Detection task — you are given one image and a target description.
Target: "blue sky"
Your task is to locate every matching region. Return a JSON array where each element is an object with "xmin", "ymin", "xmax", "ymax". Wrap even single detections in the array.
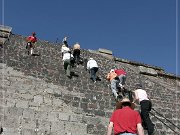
[{"xmin": 1, "ymin": 0, "xmax": 180, "ymax": 75}]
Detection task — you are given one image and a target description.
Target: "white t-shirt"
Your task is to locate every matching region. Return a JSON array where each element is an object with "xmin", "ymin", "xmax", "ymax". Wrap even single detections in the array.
[
  {"xmin": 63, "ymin": 52, "xmax": 73, "ymax": 61},
  {"xmin": 87, "ymin": 59, "xmax": 98, "ymax": 70},
  {"xmin": 134, "ymin": 89, "xmax": 149, "ymax": 102}
]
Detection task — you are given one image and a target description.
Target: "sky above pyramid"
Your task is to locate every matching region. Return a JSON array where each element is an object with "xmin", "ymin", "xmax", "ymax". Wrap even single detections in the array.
[{"xmin": 1, "ymin": 0, "xmax": 180, "ymax": 75}]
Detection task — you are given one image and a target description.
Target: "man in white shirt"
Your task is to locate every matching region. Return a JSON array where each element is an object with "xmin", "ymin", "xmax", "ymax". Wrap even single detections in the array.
[
  {"xmin": 62, "ymin": 48, "xmax": 74, "ymax": 78},
  {"xmin": 133, "ymin": 84, "xmax": 155, "ymax": 135},
  {"xmin": 87, "ymin": 58, "xmax": 98, "ymax": 83}
]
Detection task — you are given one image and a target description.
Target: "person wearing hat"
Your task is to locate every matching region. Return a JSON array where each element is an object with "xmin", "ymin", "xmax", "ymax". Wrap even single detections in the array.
[
  {"xmin": 87, "ymin": 58, "xmax": 99, "ymax": 83},
  {"xmin": 133, "ymin": 84, "xmax": 154, "ymax": 135},
  {"xmin": 62, "ymin": 47, "xmax": 74, "ymax": 78},
  {"xmin": 26, "ymin": 32, "xmax": 37, "ymax": 55},
  {"xmin": 106, "ymin": 69, "xmax": 119, "ymax": 100},
  {"xmin": 107, "ymin": 98, "xmax": 144, "ymax": 135}
]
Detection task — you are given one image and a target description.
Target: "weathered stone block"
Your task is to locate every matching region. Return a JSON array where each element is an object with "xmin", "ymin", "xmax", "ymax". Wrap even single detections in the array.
[
  {"xmin": 51, "ymin": 121, "xmax": 64, "ymax": 132},
  {"xmin": 21, "ymin": 118, "xmax": 36, "ymax": 129},
  {"xmin": 16, "ymin": 100, "xmax": 29, "ymax": 108},
  {"xmin": 37, "ymin": 120, "xmax": 51, "ymax": 134},
  {"xmin": 0, "ymin": 25, "xmax": 12, "ymax": 33},
  {"xmin": 72, "ymin": 102, "xmax": 79, "ymax": 107},
  {"xmin": 65, "ymin": 122, "xmax": 87, "ymax": 135},
  {"xmin": 58, "ymin": 112, "xmax": 70, "ymax": 121},
  {"xmin": 52, "ymin": 98, "xmax": 63, "ymax": 106},
  {"xmin": 69, "ymin": 114, "xmax": 83, "ymax": 122},
  {"xmin": 139, "ymin": 66, "xmax": 157, "ymax": 75},
  {"xmin": 34, "ymin": 111, "xmax": 48, "ymax": 121},
  {"xmin": 23, "ymin": 109, "xmax": 35, "ymax": 119},
  {"xmin": 47, "ymin": 112, "xmax": 59, "ymax": 121},
  {"xmin": 34, "ymin": 95, "xmax": 43, "ymax": 105},
  {"xmin": 22, "ymin": 129, "xmax": 34, "ymax": 135},
  {"xmin": 98, "ymin": 48, "xmax": 113, "ymax": 55}
]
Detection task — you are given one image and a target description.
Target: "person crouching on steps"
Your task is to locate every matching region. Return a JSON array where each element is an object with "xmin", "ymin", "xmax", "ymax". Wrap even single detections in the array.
[
  {"xmin": 87, "ymin": 58, "xmax": 98, "ymax": 83},
  {"xmin": 62, "ymin": 47, "xmax": 74, "ymax": 78},
  {"xmin": 26, "ymin": 32, "xmax": 37, "ymax": 55},
  {"xmin": 106, "ymin": 69, "xmax": 119, "ymax": 100},
  {"xmin": 114, "ymin": 68, "xmax": 127, "ymax": 89}
]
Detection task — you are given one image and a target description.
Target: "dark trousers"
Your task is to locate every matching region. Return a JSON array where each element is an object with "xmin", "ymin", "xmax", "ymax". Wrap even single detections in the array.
[
  {"xmin": 90, "ymin": 67, "xmax": 98, "ymax": 82},
  {"xmin": 63, "ymin": 59, "xmax": 71, "ymax": 77},
  {"xmin": 140, "ymin": 100, "xmax": 154, "ymax": 135},
  {"xmin": 73, "ymin": 49, "xmax": 80, "ymax": 64}
]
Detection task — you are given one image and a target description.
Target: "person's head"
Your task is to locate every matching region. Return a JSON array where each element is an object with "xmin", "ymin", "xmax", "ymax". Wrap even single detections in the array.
[
  {"xmin": 110, "ymin": 69, "xmax": 115, "ymax": 73},
  {"xmin": 116, "ymin": 98, "xmax": 135, "ymax": 110},
  {"xmin": 32, "ymin": 32, "xmax": 36, "ymax": 36}
]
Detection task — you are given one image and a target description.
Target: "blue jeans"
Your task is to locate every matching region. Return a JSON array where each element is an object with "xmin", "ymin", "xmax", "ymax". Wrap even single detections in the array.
[
  {"xmin": 118, "ymin": 74, "xmax": 126, "ymax": 85},
  {"xmin": 118, "ymin": 133, "xmax": 137, "ymax": 135},
  {"xmin": 111, "ymin": 79, "xmax": 119, "ymax": 98}
]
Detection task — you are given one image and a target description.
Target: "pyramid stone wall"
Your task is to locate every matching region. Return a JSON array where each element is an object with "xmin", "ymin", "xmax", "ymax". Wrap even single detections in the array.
[{"xmin": 0, "ymin": 33, "xmax": 180, "ymax": 135}]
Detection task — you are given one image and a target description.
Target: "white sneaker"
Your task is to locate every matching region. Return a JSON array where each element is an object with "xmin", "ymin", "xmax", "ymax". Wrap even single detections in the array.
[
  {"xmin": 119, "ymin": 83, "xmax": 122, "ymax": 87},
  {"xmin": 30, "ymin": 49, "xmax": 33, "ymax": 55}
]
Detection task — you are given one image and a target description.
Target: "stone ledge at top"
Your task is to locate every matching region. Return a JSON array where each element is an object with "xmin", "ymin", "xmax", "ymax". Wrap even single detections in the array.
[
  {"xmin": 114, "ymin": 57, "xmax": 180, "ymax": 80},
  {"xmin": 0, "ymin": 25, "xmax": 12, "ymax": 45},
  {"xmin": 0, "ymin": 38, "xmax": 7, "ymax": 45},
  {"xmin": 98, "ymin": 48, "xmax": 113, "ymax": 55},
  {"xmin": 88, "ymin": 48, "xmax": 114, "ymax": 59},
  {"xmin": 88, "ymin": 49, "xmax": 180, "ymax": 79},
  {"xmin": 139, "ymin": 66, "xmax": 158, "ymax": 76},
  {"xmin": 0, "ymin": 25, "xmax": 12, "ymax": 33}
]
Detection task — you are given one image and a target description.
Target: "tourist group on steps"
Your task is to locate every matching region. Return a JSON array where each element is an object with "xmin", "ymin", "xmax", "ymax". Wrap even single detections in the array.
[{"xmin": 12, "ymin": 32, "xmax": 155, "ymax": 135}]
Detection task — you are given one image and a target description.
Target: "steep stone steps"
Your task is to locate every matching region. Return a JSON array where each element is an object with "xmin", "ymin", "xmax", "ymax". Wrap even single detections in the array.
[
  {"xmin": 1, "ymin": 34, "xmax": 117, "ymax": 116},
  {"xmin": 1, "ymin": 34, "xmax": 179, "ymax": 134}
]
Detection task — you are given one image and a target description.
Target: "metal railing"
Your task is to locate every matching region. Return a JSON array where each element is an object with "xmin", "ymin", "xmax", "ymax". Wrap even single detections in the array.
[{"xmin": 150, "ymin": 108, "xmax": 180, "ymax": 135}]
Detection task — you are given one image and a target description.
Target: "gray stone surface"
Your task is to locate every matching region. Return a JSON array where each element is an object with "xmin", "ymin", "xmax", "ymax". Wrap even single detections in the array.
[
  {"xmin": 0, "ymin": 64, "xmax": 109, "ymax": 135},
  {"xmin": 139, "ymin": 66, "xmax": 158, "ymax": 75},
  {"xmin": 0, "ymin": 34, "xmax": 179, "ymax": 135}
]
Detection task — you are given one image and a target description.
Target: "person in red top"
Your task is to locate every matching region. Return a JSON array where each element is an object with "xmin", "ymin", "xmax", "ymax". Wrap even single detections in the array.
[
  {"xmin": 107, "ymin": 98, "xmax": 144, "ymax": 135},
  {"xmin": 26, "ymin": 32, "xmax": 37, "ymax": 55},
  {"xmin": 114, "ymin": 68, "xmax": 127, "ymax": 88}
]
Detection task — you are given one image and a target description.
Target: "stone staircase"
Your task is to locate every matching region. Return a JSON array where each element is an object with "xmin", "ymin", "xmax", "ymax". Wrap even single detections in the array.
[{"xmin": 0, "ymin": 34, "xmax": 180, "ymax": 135}]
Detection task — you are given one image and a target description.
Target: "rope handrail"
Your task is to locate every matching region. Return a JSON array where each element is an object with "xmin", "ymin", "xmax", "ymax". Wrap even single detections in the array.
[
  {"xmin": 150, "ymin": 111, "xmax": 180, "ymax": 135},
  {"xmin": 151, "ymin": 108, "xmax": 180, "ymax": 131}
]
